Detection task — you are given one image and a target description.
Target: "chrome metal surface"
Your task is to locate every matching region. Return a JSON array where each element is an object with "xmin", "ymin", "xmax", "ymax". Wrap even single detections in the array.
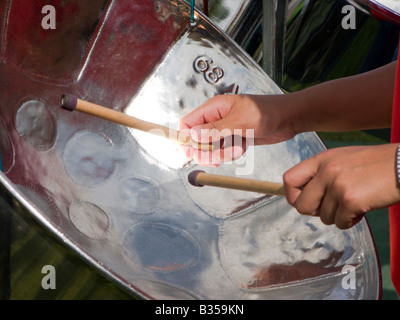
[
  {"xmin": 206, "ymin": 0, "xmax": 297, "ymax": 85},
  {"xmin": 352, "ymin": 0, "xmax": 400, "ymax": 24},
  {"xmin": 0, "ymin": 0, "xmax": 380, "ymax": 299},
  {"xmin": 370, "ymin": 0, "xmax": 400, "ymax": 25},
  {"xmin": 207, "ymin": 0, "xmax": 255, "ymax": 34},
  {"xmin": 262, "ymin": 0, "xmax": 288, "ymax": 85}
]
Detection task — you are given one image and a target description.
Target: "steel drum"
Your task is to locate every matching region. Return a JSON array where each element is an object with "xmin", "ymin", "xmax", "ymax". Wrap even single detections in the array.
[
  {"xmin": 362, "ymin": 0, "xmax": 400, "ymax": 24},
  {"xmin": 0, "ymin": 0, "xmax": 380, "ymax": 299}
]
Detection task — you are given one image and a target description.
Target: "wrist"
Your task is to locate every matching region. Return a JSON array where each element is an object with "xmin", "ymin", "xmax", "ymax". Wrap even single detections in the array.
[{"xmin": 278, "ymin": 91, "xmax": 308, "ymax": 136}]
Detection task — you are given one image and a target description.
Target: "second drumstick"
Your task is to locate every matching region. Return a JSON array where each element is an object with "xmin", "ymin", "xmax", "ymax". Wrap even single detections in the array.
[{"xmin": 188, "ymin": 170, "xmax": 285, "ymax": 196}]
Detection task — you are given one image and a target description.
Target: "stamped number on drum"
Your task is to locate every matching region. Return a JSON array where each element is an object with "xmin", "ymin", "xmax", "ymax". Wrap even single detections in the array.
[
  {"xmin": 193, "ymin": 56, "xmax": 240, "ymax": 95},
  {"xmin": 194, "ymin": 56, "xmax": 224, "ymax": 84}
]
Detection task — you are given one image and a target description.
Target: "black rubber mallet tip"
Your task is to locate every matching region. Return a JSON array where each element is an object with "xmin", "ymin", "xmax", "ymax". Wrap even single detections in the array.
[
  {"xmin": 60, "ymin": 94, "xmax": 78, "ymax": 111},
  {"xmin": 188, "ymin": 170, "xmax": 205, "ymax": 187}
]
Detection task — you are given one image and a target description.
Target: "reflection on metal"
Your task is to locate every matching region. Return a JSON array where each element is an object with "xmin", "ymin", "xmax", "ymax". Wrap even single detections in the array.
[
  {"xmin": 203, "ymin": 0, "xmax": 303, "ymax": 85},
  {"xmin": 194, "ymin": 0, "xmax": 208, "ymax": 16},
  {"xmin": 367, "ymin": 0, "xmax": 400, "ymax": 24},
  {"xmin": 347, "ymin": 0, "xmax": 372, "ymax": 15},
  {"xmin": 262, "ymin": 0, "xmax": 288, "ymax": 85},
  {"xmin": 284, "ymin": 1, "xmax": 399, "ymax": 90},
  {"xmin": 373, "ymin": 0, "xmax": 400, "ymax": 15},
  {"xmin": 284, "ymin": 0, "xmax": 398, "ymax": 144},
  {"xmin": 0, "ymin": 0, "xmax": 380, "ymax": 299},
  {"xmin": 207, "ymin": 0, "xmax": 256, "ymax": 34}
]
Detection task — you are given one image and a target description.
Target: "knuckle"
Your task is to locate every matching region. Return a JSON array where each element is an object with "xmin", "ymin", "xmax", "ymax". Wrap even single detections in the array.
[
  {"xmin": 285, "ymin": 190, "xmax": 298, "ymax": 207},
  {"xmin": 336, "ymin": 221, "xmax": 353, "ymax": 230},
  {"xmin": 321, "ymin": 161, "xmax": 341, "ymax": 178},
  {"xmin": 282, "ymin": 170, "xmax": 294, "ymax": 186},
  {"xmin": 320, "ymin": 214, "xmax": 335, "ymax": 226},
  {"xmin": 294, "ymin": 201, "xmax": 315, "ymax": 216},
  {"xmin": 285, "ymin": 193, "xmax": 297, "ymax": 207},
  {"xmin": 340, "ymin": 190, "xmax": 362, "ymax": 210}
]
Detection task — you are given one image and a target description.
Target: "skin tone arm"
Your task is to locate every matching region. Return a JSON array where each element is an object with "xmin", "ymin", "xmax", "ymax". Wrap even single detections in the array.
[
  {"xmin": 180, "ymin": 62, "xmax": 397, "ymax": 145},
  {"xmin": 179, "ymin": 61, "xmax": 400, "ymax": 229}
]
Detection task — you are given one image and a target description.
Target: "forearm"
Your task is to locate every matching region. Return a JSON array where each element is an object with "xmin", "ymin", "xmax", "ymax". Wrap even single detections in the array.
[{"xmin": 285, "ymin": 61, "xmax": 397, "ymax": 134}]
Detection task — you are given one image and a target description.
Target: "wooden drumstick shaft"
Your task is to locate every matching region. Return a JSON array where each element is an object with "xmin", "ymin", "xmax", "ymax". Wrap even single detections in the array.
[
  {"xmin": 188, "ymin": 170, "xmax": 285, "ymax": 196},
  {"xmin": 60, "ymin": 94, "xmax": 212, "ymax": 151}
]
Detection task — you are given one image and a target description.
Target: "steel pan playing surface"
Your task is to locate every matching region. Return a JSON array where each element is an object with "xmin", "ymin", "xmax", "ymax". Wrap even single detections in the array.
[{"xmin": 0, "ymin": 0, "xmax": 380, "ymax": 299}]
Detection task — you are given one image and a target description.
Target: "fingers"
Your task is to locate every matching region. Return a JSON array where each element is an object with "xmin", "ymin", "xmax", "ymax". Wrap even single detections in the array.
[
  {"xmin": 180, "ymin": 127, "xmax": 247, "ymax": 166},
  {"xmin": 179, "ymin": 95, "xmax": 250, "ymax": 165},
  {"xmin": 283, "ymin": 149, "xmax": 367, "ymax": 230},
  {"xmin": 318, "ymin": 192, "xmax": 338, "ymax": 225},
  {"xmin": 283, "ymin": 155, "xmax": 320, "ymax": 209},
  {"xmin": 178, "ymin": 95, "xmax": 235, "ymax": 132},
  {"xmin": 189, "ymin": 134, "xmax": 247, "ymax": 166}
]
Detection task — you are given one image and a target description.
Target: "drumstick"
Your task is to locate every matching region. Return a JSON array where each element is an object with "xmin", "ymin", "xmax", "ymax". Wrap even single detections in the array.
[
  {"xmin": 188, "ymin": 170, "xmax": 285, "ymax": 196},
  {"xmin": 60, "ymin": 94, "xmax": 213, "ymax": 151}
]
